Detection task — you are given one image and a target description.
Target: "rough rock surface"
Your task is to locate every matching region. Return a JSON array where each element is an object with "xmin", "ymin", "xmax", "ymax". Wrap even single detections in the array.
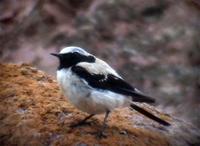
[
  {"xmin": 0, "ymin": 0, "xmax": 199, "ymax": 106},
  {"xmin": 0, "ymin": 63, "xmax": 200, "ymax": 146},
  {"xmin": 0, "ymin": 63, "xmax": 171, "ymax": 146}
]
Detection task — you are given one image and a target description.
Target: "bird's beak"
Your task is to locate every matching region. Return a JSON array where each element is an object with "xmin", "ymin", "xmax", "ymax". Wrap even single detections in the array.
[{"xmin": 50, "ymin": 53, "xmax": 60, "ymax": 58}]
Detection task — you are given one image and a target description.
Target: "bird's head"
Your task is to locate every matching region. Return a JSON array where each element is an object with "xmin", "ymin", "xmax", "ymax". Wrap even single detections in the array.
[{"xmin": 51, "ymin": 46, "xmax": 95, "ymax": 69}]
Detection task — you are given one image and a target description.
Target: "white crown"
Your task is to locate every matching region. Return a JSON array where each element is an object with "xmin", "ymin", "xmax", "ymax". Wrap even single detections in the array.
[{"xmin": 59, "ymin": 46, "xmax": 89, "ymax": 55}]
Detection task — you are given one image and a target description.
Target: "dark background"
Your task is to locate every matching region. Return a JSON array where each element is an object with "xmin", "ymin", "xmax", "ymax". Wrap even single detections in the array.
[{"xmin": 0, "ymin": 0, "xmax": 200, "ymax": 128}]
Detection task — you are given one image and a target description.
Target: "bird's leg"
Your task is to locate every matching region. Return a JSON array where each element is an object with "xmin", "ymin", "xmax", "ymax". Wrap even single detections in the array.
[
  {"xmin": 96, "ymin": 111, "xmax": 110, "ymax": 138},
  {"xmin": 70, "ymin": 114, "xmax": 95, "ymax": 127}
]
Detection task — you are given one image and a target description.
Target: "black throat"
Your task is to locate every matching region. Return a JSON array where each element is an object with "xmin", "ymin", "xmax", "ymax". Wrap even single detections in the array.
[{"xmin": 58, "ymin": 52, "xmax": 95, "ymax": 70}]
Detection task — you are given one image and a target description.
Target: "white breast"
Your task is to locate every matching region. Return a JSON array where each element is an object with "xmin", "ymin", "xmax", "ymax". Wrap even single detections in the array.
[
  {"xmin": 57, "ymin": 68, "xmax": 90, "ymax": 103},
  {"xmin": 57, "ymin": 68, "xmax": 130, "ymax": 115}
]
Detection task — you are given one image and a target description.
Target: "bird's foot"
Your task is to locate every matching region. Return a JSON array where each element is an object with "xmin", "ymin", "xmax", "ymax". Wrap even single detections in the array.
[
  {"xmin": 70, "ymin": 114, "xmax": 95, "ymax": 128},
  {"xmin": 96, "ymin": 131, "xmax": 107, "ymax": 139},
  {"xmin": 70, "ymin": 121, "xmax": 92, "ymax": 128},
  {"xmin": 88, "ymin": 131, "xmax": 107, "ymax": 139},
  {"xmin": 96, "ymin": 131, "xmax": 108, "ymax": 139}
]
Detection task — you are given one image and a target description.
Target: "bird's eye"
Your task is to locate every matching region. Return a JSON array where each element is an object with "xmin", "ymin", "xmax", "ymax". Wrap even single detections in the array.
[{"xmin": 73, "ymin": 52, "xmax": 80, "ymax": 55}]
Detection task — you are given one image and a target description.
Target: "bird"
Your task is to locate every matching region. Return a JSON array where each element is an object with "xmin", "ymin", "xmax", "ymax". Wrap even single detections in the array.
[{"xmin": 51, "ymin": 46, "xmax": 170, "ymax": 137}]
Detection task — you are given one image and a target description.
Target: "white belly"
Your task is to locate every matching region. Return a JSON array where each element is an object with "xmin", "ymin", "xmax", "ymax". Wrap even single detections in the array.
[{"xmin": 57, "ymin": 69, "xmax": 130, "ymax": 114}]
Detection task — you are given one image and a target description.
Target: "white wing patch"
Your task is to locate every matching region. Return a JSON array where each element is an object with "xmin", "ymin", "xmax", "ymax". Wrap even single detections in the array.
[{"xmin": 77, "ymin": 58, "xmax": 122, "ymax": 78}]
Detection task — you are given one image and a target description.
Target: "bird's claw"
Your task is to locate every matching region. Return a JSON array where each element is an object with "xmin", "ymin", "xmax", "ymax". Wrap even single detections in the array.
[
  {"xmin": 70, "ymin": 121, "xmax": 92, "ymax": 128},
  {"xmin": 96, "ymin": 131, "xmax": 107, "ymax": 139}
]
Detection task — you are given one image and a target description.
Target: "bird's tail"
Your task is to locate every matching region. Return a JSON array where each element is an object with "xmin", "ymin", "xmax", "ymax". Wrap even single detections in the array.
[
  {"xmin": 130, "ymin": 90, "xmax": 156, "ymax": 103},
  {"xmin": 121, "ymin": 88, "xmax": 156, "ymax": 103},
  {"xmin": 130, "ymin": 103, "xmax": 170, "ymax": 126}
]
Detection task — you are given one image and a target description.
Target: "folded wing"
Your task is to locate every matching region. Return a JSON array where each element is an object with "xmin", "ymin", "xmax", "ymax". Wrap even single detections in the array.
[{"xmin": 71, "ymin": 65, "xmax": 155, "ymax": 103}]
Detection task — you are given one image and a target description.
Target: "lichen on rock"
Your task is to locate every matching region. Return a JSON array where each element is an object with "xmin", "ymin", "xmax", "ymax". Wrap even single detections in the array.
[{"xmin": 0, "ymin": 63, "xmax": 199, "ymax": 146}]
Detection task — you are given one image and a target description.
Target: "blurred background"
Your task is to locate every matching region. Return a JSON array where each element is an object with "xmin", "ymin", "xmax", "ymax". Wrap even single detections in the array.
[{"xmin": 0, "ymin": 0, "xmax": 200, "ymax": 127}]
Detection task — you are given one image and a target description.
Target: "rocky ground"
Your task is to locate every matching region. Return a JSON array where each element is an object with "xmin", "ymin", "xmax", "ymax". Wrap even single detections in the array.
[
  {"xmin": 0, "ymin": 63, "xmax": 170, "ymax": 146},
  {"xmin": 0, "ymin": 0, "xmax": 200, "ymax": 145},
  {"xmin": 0, "ymin": 63, "xmax": 199, "ymax": 146},
  {"xmin": 0, "ymin": 0, "xmax": 199, "ymax": 105}
]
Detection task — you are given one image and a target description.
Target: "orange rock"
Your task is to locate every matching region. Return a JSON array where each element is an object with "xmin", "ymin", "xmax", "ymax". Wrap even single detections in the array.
[{"xmin": 0, "ymin": 63, "xmax": 172, "ymax": 146}]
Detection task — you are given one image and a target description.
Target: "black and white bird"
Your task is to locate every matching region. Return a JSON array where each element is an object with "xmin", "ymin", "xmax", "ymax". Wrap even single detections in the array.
[{"xmin": 51, "ymin": 46, "xmax": 170, "ymax": 137}]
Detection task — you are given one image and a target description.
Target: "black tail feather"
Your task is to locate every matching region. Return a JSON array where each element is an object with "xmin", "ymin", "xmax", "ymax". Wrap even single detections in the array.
[
  {"xmin": 131, "ymin": 91, "xmax": 155, "ymax": 103},
  {"xmin": 130, "ymin": 104, "xmax": 170, "ymax": 126},
  {"xmin": 121, "ymin": 88, "xmax": 156, "ymax": 103}
]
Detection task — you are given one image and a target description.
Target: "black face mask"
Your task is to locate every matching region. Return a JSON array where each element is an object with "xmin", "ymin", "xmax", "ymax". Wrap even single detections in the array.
[{"xmin": 51, "ymin": 52, "xmax": 95, "ymax": 69}]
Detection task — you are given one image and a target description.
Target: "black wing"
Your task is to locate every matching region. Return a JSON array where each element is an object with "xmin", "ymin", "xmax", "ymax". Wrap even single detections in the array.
[{"xmin": 71, "ymin": 66, "xmax": 155, "ymax": 103}]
